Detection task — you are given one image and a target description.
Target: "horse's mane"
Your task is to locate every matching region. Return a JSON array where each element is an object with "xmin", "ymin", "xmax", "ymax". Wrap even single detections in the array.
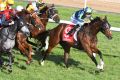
[
  {"xmin": 39, "ymin": 5, "xmax": 48, "ymax": 14},
  {"xmin": 82, "ymin": 17, "xmax": 101, "ymax": 30},
  {"xmin": 91, "ymin": 17, "xmax": 101, "ymax": 24}
]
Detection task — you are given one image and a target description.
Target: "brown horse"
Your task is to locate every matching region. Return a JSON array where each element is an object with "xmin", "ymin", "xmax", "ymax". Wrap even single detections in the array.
[
  {"xmin": 16, "ymin": 10, "xmax": 44, "ymax": 64},
  {"xmin": 27, "ymin": 3, "xmax": 60, "ymax": 37},
  {"xmin": 38, "ymin": 16, "xmax": 112, "ymax": 70},
  {"xmin": 16, "ymin": 4, "xmax": 60, "ymax": 64},
  {"xmin": 38, "ymin": 4, "xmax": 60, "ymax": 27}
]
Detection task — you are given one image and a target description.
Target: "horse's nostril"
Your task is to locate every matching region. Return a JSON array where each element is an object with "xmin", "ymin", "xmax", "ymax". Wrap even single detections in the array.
[{"xmin": 108, "ymin": 36, "xmax": 112, "ymax": 40}]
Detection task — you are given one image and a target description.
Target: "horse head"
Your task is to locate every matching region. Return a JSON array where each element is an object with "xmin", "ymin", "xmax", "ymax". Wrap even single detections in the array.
[
  {"xmin": 30, "ymin": 12, "xmax": 45, "ymax": 30},
  {"xmin": 47, "ymin": 4, "xmax": 60, "ymax": 23},
  {"xmin": 99, "ymin": 16, "xmax": 112, "ymax": 39},
  {"xmin": 15, "ymin": 15, "xmax": 30, "ymax": 36},
  {"xmin": 90, "ymin": 16, "xmax": 112, "ymax": 40},
  {"xmin": 39, "ymin": 4, "xmax": 60, "ymax": 23}
]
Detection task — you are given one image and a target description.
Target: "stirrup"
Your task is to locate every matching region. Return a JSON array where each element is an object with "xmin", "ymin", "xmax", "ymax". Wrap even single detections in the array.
[
  {"xmin": 67, "ymin": 30, "xmax": 73, "ymax": 35},
  {"xmin": 67, "ymin": 27, "xmax": 76, "ymax": 35}
]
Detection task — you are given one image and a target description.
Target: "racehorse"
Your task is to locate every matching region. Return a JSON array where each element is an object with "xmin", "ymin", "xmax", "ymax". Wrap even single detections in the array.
[
  {"xmin": 16, "ymin": 4, "xmax": 60, "ymax": 64},
  {"xmin": 0, "ymin": 16, "xmax": 29, "ymax": 72},
  {"xmin": 16, "ymin": 10, "xmax": 44, "ymax": 64},
  {"xmin": 38, "ymin": 16, "xmax": 112, "ymax": 70},
  {"xmin": 38, "ymin": 4, "xmax": 60, "ymax": 27}
]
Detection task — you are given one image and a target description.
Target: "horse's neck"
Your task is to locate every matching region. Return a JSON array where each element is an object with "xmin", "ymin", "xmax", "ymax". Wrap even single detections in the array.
[
  {"xmin": 89, "ymin": 22, "xmax": 101, "ymax": 36},
  {"xmin": 12, "ymin": 22, "xmax": 18, "ymax": 33},
  {"xmin": 40, "ymin": 13, "xmax": 49, "ymax": 27}
]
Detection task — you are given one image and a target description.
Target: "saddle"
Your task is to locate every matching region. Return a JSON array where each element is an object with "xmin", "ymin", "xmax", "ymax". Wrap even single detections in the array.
[{"xmin": 63, "ymin": 24, "xmax": 79, "ymax": 44}]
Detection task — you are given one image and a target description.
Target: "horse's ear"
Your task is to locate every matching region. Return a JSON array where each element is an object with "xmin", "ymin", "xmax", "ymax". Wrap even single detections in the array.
[
  {"xmin": 104, "ymin": 16, "xmax": 107, "ymax": 20},
  {"xmin": 100, "ymin": 16, "xmax": 104, "ymax": 21}
]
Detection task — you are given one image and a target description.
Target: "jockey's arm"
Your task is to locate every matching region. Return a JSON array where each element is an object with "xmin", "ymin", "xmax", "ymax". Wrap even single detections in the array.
[
  {"xmin": 1, "ymin": 14, "xmax": 11, "ymax": 27},
  {"xmin": 76, "ymin": 10, "xmax": 85, "ymax": 22},
  {"xmin": 90, "ymin": 16, "xmax": 94, "ymax": 20}
]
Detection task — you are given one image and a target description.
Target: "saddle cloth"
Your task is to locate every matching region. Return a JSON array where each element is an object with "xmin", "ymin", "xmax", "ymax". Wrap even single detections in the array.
[{"xmin": 62, "ymin": 24, "xmax": 78, "ymax": 43}]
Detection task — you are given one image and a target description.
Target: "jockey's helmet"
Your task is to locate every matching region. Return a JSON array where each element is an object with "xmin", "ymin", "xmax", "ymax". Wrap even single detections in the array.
[
  {"xmin": 38, "ymin": 0, "xmax": 43, "ymax": 3},
  {"xmin": 6, "ymin": 0, "xmax": 14, "ymax": 5},
  {"xmin": 26, "ymin": 4, "xmax": 35, "ymax": 13},
  {"xmin": 16, "ymin": 5, "xmax": 24, "ymax": 12},
  {"xmin": 0, "ymin": 2, "xmax": 6, "ymax": 11},
  {"xmin": 84, "ymin": 7, "xmax": 93, "ymax": 14},
  {"xmin": 0, "ymin": 0, "xmax": 2, "ymax": 3}
]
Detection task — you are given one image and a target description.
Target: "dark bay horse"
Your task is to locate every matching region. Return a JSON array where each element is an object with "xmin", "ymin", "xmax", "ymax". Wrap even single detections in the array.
[
  {"xmin": 38, "ymin": 4, "xmax": 60, "ymax": 27},
  {"xmin": 38, "ymin": 16, "xmax": 112, "ymax": 70},
  {"xmin": 0, "ymin": 16, "xmax": 29, "ymax": 72}
]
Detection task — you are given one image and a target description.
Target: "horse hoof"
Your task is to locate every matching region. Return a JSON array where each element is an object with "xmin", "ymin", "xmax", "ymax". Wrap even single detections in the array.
[
  {"xmin": 65, "ymin": 65, "xmax": 69, "ymax": 68},
  {"xmin": 97, "ymin": 65, "xmax": 104, "ymax": 70},
  {"xmin": 31, "ymin": 52, "xmax": 35, "ymax": 55},
  {"xmin": 40, "ymin": 60, "xmax": 44, "ymax": 66},
  {"xmin": 8, "ymin": 69, "xmax": 12, "ymax": 73},
  {"xmin": 26, "ymin": 61, "xmax": 30, "ymax": 65}
]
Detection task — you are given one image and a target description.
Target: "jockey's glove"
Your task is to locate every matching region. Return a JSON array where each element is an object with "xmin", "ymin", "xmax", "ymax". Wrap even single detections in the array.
[{"xmin": 9, "ymin": 21, "xmax": 14, "ymax": 25}]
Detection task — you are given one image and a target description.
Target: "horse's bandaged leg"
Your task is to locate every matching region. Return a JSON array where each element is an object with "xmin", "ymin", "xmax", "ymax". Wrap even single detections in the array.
[
  {"xmin": 93, "ymin": 53, "xmax": 96, "ymax": 57},
  {"xmin": 30, "ymin": 52, "xmax": 35, "ymax": 55},
  {"xmin": 45, "ymin": 36, "xmax": 49, "ymax": 50},
  {"xmin": 40, "ymin": 59, "xmax": 45, "ymax": 66},
  {"xmin": 42, "ymin": 36, "xmax": 49, "ymax": 51},
  {"xmin": 100, "ymin": 59, "xmax": 104, "ymax": 69},
  {"xmin": 97, "ymin": 59, "xmax": 104, "ymax": 70}
]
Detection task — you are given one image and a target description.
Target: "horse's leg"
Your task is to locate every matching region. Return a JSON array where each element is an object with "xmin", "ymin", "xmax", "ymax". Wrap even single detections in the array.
[
  {"xmin": 97, "ymin": 50, "xmax": 104, "ymax": 70},
  {"xmin": 63, "ymin": 48, "xmax": 70, "ymax": 68},
  {"xmin": 16, "ymin": 33, "xmax": 29, "ymax": 55},
  {"xmin": 23, "ymin": 41, "xmax": 33, "ymax": 64},
  {"xmin": 60, "ymin": 42, "xmax": 71, "ymax": 68},
  {"xmin": 40, "ymin": 46, "xmax": 53, "ymax": 66},
  {"xmin": 17, "ymin": 42, "xmax": 28, "ymax": 55},
  {"xmin": 40, "ymin": 37, "xmax": 60, "ymax": 66},
  {"xmin": 8, "ymin": 51, "xmax": 13, "ymax": 73},
  {"xmin": 81, "ymin": 43, "xmax": 98, "ymax": 69},
  {"xmin": 92, "ymin": 47, "xmax": 104, "ymax": 70},
  {"xmin": 17, "ymin": 42, "xmax": 31, "ymax": 64},
  {"xmin": 0, "ymin": 56, "xmax": 3, "ymax": 67},
  {"xmin": 17, "ymin": 35, "xmax": 33, "ymax": 64}
]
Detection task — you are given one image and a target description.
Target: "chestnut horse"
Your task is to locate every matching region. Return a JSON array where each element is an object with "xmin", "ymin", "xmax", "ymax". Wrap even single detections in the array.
[
  {"xmin": 16, "ymin": 4, "xmax": 60, "ymax": 64},
  {"xmin": 27, "ymin": 4, "xmax": 60, "ymax": 37},
  {"xmin": 16, "ymin": 10, "xmax": 44, "ymax": 64},
  {"xmin": 38, "ymin": 16, "xmax": 112, "ymax": 70}
]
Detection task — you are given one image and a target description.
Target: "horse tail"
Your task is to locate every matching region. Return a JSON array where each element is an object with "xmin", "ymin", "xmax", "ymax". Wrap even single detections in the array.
[
  {"xmin": 37, "ymin": 30, "xmax": 50, "ymax": 51},
  {"xmin": 37, "ymin": 30, "xmax": 50, "ymax": 41}
]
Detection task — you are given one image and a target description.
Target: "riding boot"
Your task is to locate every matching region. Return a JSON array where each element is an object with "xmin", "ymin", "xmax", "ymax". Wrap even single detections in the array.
[
  {"xmin": 67, "ymin": 24, "xmax": 79, "ymax": 35},
  {"xmin": 31, "ymin": 19, "xmax": 35, "ymax": 26}
]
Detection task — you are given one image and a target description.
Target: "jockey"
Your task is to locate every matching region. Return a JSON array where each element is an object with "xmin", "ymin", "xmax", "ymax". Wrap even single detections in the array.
[
  {"xmin": 26, "ymin": 2, "xmax": 35, "ymax": 14},
  {"xmin": 3, "ymin": 0, "xmax": 14, "ymax": 9},
  {"xmin": 67, "ymin": 7, "xmax": 93, "ymax": 35},
  {"xmin": 31, "ymin": 0, "xmax": 46, "ymax": 13},
  {"xmin": 0, "ymin": 1, "xmax": 15, "ymax": 28}
]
